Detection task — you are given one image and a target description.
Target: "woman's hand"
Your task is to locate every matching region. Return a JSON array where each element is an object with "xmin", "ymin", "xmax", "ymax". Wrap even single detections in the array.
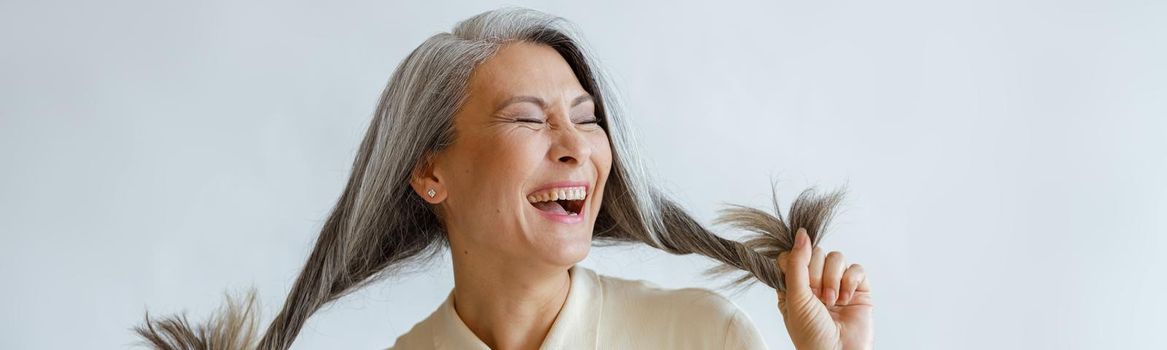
[{"xmin": 775, "ymin": 228, "xmax": 874, "ymax": 350}]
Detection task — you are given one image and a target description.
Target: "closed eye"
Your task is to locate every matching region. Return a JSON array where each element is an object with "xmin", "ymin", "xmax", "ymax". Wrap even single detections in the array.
[
  {"xmin": 573, "ymin": 114, "xmax": 601, "ymax": 124},
  {"xmin": 511, "ymin": 117, "xmax": 601, "ymax": 126}
]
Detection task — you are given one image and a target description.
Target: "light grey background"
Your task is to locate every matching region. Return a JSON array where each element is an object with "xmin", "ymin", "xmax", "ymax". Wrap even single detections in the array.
[{"xmin": 2, "ymin": 0, "xmax": 1164, "ymax": 349}]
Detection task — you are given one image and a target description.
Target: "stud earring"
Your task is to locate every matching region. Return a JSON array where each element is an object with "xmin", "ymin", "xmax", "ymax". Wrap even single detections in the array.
[{"xmin": 426, "ymin": 188, "xmax": 436, "ymax": 198}]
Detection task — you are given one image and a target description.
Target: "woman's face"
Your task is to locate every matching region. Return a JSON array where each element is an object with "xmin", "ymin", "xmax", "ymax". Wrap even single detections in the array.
[{"xmin": 414, "ymin": 41, "xmax": 613, "ymax": 268}]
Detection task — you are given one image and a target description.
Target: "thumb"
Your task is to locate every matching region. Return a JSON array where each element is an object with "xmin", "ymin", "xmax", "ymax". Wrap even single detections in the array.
[{"xmin": 781, "ymin": 227, "xmax": 814, "ymax": 301}]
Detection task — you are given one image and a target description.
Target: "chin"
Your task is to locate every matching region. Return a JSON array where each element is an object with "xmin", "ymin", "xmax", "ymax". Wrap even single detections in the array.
[{"xmin": 535, "ymin": 230, "xmax": 593, "ymax": 267}]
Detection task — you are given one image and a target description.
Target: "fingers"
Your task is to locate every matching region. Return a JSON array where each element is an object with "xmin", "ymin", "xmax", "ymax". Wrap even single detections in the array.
[
  {"xmin": 776, "ymin": 251, "xmax": 787, "ymax": 298},
  {"xmin": 821, "ymin": 251, "xmax": 846, "ymax": 307},
  {"xmin": 774, "ymin": 251, "xmax": 789, "ymax": 309},
  {"xmin": 839, "ymin": 263, "xmax": 866, "ymax": 305},
  {"xmin": 858, "ymin": 266, "xmax": 872, "ymax": 292},
  {"xmin": 808, "ymin": 247, "xmax": 825, "ymax": 298},
  {"xmin": 776, "ymin": 227, "xmax": 872, "ymax": 310},
  {"xmin": 777, "ymin": 227, "xmax": 814, "ymax": 301}
]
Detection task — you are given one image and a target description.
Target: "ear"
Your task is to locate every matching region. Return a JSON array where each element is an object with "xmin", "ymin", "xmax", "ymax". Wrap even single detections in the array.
[{"xmin": 410, "ymin": 153, "xmax": 446, "ymax": 204}]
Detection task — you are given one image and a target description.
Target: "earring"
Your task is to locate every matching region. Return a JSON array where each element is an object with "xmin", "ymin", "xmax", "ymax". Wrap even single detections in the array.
[{"xmin": 426, "ymin": 188, "xmax": 436, "ymax": 198}]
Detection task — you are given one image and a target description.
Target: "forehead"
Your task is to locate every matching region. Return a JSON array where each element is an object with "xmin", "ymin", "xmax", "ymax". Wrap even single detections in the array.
[{"xmin": 466, "ymin": 41, "xmax": 587, "ymax": 105}]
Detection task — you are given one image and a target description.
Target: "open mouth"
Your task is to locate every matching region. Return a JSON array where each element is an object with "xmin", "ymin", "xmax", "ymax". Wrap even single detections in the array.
[
  {"xmin": 531, "ymin": 198, "xmax": 584, "ymax": 215},
  {"xmin": 527, "ymin": 186, "xmax": 587, "ymax": 216}
]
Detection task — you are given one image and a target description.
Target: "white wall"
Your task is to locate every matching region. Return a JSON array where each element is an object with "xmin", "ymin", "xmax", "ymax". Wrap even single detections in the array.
[{"xmin": 2, "ymin": 0, "xmax": 1164, "ymax": 349}]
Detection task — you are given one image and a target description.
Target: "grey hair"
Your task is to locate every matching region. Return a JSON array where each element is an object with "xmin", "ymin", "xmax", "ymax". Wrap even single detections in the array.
[{"xmin": 133, "ymin": 7, "xmax": 844, "ymax": 350}]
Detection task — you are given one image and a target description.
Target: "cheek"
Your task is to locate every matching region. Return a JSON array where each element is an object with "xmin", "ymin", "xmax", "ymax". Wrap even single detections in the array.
[
  {"xmin": 444, "ymin": 136, "xmax": 535, "ymax": 210},
  {"xmin": 469, "ymin": 136, "xmax": 545, "ymax": 205},
  {"xmin": 590, "ymin": 133, "xmax": 614, "ymax": 174},
  {"xmin": 489, "ymin": 136, "xmax": 546, "ymax": 176},
  {"xmin": 588, "ymin": 134, "xmax": 613, "ymax": 215}
]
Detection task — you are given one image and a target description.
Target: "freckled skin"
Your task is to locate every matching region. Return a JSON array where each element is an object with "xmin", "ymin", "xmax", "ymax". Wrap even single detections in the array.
[
  {"xmin": 407, "ymin": 41, "xmax": 613, "ymax": 350},
  {"xmin": 412, "ymin": 41, "xmax": 611, "ymax": 269}
]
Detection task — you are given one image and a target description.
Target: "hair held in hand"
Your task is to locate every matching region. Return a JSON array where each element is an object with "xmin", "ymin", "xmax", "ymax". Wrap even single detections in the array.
[
  {"xmin": 705, "ymin": 183, "xmax": 846, "ymax": 293},
  {"xmin": 132, "ymin": 8, "xmax": 848, "ymax": 350}
]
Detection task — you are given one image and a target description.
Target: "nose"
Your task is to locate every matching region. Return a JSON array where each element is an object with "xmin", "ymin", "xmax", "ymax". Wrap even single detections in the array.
[{"xmin": 549, "ymin": 122, "xmax": 593, "ymax": 165}]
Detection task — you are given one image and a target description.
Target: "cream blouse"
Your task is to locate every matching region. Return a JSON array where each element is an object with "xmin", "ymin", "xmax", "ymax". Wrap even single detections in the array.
[{"xmin": 388, "ymin": 265, "xmax": 768, "ymax": 349}]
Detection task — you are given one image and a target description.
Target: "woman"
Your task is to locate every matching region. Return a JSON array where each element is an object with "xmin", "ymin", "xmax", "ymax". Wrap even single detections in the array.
[{"xmin": 136, "ymin": 7, "xmax": 873, "ymax": 350}]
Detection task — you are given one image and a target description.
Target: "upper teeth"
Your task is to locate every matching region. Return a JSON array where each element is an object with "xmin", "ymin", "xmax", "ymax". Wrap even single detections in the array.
[{"xmin": 527, "ymin": 186, "xmax": 586, "ymax": 203}]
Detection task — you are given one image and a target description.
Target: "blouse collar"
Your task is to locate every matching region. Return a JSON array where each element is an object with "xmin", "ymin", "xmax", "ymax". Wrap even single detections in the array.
[{"xmin": 431, "ymin": 265, "xmax": 603, "ymax": 349}]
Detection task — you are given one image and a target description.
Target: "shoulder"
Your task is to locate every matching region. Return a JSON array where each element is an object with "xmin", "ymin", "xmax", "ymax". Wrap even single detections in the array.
[
  {"xmin": 592, "ymin": 272, "xmax": 767, "ymax": 349},
  {"xmin": 594, "ymin": 272, "xmax": 742, "ymax": 319},
  {"xmin": 386, "ymin": 306, "xmax": 439, "ymax": 350}
]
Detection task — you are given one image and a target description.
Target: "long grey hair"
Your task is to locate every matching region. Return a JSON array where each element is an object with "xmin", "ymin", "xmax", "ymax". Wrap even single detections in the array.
[{"xmin": 133, "ymin": 7, "xmax": 845, "ymax": 350}]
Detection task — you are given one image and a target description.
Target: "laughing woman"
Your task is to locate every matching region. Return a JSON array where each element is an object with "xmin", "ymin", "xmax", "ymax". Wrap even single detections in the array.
[{"xmin": 136, "ymin": 7, "xmax": 873, "ymax": 350}]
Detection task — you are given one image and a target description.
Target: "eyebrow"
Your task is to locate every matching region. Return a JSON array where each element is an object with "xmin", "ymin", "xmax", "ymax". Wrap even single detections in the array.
[{"xmin": 494, "ymin": 93, "xmax": 594, "ymax": 112}]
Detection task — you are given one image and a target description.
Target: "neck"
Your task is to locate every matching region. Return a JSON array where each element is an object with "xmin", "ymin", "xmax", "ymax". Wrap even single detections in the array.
[{"xmin": 450, "ymin": 250, "xmax": 572, "ymax": 350}]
